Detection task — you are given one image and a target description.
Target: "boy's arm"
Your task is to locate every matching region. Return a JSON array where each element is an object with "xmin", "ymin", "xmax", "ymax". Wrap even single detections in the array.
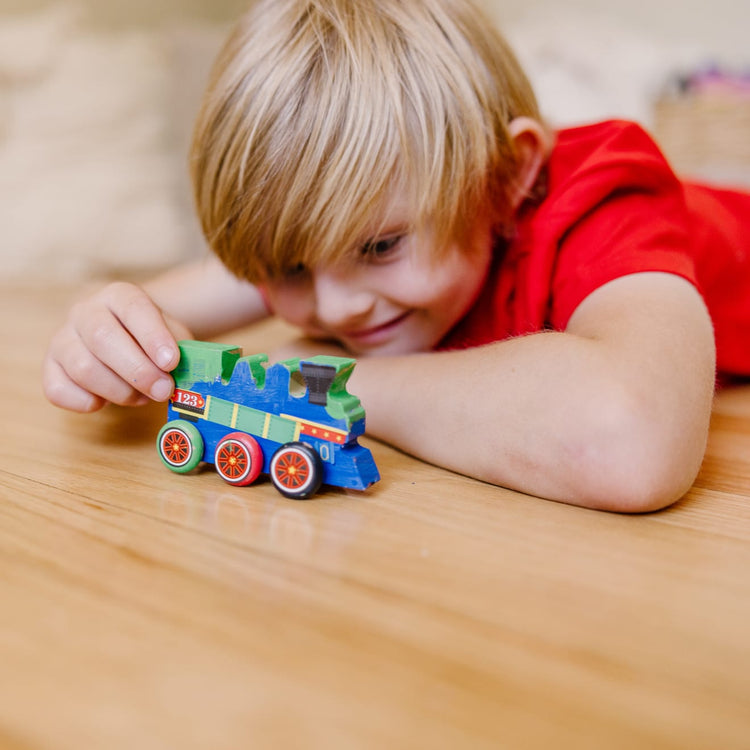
[
  {"xmin": 141, "ymin": 255, "xmax": 268, "ymax": 340},
  {"xmin": 43, "ymin": 255, "xmax": 268, "ymax": 412},
  {"xmin": 348, "ymin": 272, "xmax": 716, "ymax": 513}
]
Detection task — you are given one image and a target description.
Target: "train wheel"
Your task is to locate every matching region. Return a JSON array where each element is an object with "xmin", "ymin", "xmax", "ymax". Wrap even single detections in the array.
[
  {"xmin": 157, "ymin": 420, "xmax": 204, "ymax": 473},
  {"xmin": 270, "ymin": 442, "xmax": 323, "ymax": 499},
  {"xmin": 214, "ymin": 432, "xmax": 263, "ymax": 487}
]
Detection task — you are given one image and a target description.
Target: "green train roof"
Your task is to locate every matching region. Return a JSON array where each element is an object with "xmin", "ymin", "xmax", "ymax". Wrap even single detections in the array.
[{"xmin": 172, "ymin": 340, "xmax": 365, "ymax": 427}]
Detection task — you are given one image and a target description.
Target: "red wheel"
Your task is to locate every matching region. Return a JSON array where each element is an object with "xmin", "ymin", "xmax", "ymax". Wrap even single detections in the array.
[
  {"xmin": 214, "ymin": 432, "xmax": 263, "ymax": 486},
  {"xmin": 270, "ymin": 442, "xmax": 323, "ymax": 499},
  {"xmin": 157, "ymin": 420, "xmax": 203, "ymax": 473}
]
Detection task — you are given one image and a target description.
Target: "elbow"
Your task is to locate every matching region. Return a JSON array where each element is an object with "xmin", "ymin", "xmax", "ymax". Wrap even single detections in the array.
[
  {"xmin": 564, "ymin": 388, "xmax": 709, "ymax": 514},
  {"xmin": 585, "ymin": 463, "xmax": 696, "ymax": 515}
]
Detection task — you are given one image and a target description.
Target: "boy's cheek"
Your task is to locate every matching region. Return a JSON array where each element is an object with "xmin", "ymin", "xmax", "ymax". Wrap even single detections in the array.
[
  {"xmin": 261, "ymin": 285, "xmax": 310, "ymax": 327},
  {"xmin": 255, "ymin": 284, "xmax": 274, "ymax": 314}
]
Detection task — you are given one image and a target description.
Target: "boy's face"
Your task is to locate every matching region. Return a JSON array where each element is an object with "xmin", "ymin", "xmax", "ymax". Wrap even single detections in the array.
[{"xmin": 259, "ymin": 191, "xmax": 496, "ymax": 356}]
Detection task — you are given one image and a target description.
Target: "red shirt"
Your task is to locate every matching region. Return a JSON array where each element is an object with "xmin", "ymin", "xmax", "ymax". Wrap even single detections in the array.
[{"xmin": 438, "ymin": 120, "xmax": 750, "ymax": 376}]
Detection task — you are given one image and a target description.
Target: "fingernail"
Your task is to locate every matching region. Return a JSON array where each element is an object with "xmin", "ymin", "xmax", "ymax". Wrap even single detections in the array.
[
  {"xmin": 150, "ymin": 379, "xmax": 173, "ymax": 401},
  {"xmin": 156, "ymin": 346, "xmax": 176, "ymax": 370}
]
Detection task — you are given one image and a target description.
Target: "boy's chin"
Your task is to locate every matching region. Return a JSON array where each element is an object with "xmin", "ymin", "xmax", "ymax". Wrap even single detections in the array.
[{"xmin": 345, "ymin": 337, "xmax": 437, "ymax": 358}]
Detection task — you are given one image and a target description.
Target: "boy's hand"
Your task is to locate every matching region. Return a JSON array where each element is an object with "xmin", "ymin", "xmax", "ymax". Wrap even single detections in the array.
[{"xmin": 43, "ymin": 282, "xmax": 193, "ymax": 413}]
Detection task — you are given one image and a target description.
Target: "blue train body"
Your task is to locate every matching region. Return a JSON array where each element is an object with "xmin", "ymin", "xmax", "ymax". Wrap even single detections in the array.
[{"xmin": 157, "ymin": 341, "xmax": 380, "ymax": 498}]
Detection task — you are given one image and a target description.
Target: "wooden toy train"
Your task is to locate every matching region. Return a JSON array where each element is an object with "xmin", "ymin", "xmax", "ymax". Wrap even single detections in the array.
[{"xmin": 157, "ymin": 340, "xmax": 380, "ymax": 499}]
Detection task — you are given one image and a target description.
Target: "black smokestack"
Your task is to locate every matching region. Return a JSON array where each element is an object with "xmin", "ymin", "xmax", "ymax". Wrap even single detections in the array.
[{"xmin": 300, "ymin": 363, "xmax": 336, "ymax": 406}]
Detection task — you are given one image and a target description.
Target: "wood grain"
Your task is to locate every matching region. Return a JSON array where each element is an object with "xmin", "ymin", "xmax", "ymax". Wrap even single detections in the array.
[{"xmin": 1, "ymin": 284, "xmax": 749, "ymax": 749}]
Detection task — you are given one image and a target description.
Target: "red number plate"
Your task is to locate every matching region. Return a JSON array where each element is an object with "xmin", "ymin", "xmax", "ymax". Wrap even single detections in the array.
[{"xmin": 172, "ymin": 389, "xmax": 205, "ymax": 409}]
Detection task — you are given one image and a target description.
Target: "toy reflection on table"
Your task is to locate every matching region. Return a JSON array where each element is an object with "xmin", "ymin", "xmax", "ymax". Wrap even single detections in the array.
[{"xmin": 157, "ymin": 340, "xmax": 380, "ymax": 499}]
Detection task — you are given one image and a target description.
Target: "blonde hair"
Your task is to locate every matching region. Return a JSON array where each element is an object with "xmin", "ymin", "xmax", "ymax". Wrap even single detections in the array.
[{"xmin": 190, "ymin": 0, "xmax": 541, "ymax": 282}]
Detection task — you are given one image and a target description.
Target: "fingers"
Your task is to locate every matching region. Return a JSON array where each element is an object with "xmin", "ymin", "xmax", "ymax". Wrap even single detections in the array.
[
  {"xmin": 72, "ymin": 306, "xmax": 173, "ymax": 402},
  {"xmin": 95, "ymin": 282, "xmax": 182, "ymax": 373},
  {"xmin": 43, "ymin": 282, "xmax": 185, "ymax": 411},
  {"xmin": 43, "ymin": 354, "xmax": 106, "ymax": 412},
  {"xmin": 43, "ymin": 351, "xmax": 147, "ymax": 412}
]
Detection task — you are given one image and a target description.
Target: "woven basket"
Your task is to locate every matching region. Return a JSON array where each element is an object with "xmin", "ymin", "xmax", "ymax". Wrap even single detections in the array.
[{"xmin": 652, "ymin": 91, "xmax": 750, "ymax": 184}]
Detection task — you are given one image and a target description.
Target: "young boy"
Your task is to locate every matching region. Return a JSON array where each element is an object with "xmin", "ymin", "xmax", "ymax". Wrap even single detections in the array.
[{"xmin": 43, "ymin": 0, "xmax": 750, "ymax": 513}]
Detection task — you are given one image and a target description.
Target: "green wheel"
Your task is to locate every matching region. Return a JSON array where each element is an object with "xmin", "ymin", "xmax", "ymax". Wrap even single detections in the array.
[{"xmin": 157, "ymin": 420, "xmax": 204, "ymax": 473}]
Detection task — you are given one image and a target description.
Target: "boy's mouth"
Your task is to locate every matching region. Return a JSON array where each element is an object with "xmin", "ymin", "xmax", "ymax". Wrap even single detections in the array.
[{"xmin": 341, "ymin": 311, "xmax": 412, "ymax": 346}]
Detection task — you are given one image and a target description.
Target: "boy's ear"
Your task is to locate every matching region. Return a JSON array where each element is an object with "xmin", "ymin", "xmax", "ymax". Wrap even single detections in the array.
[{"xmin": 506, "ymin": 117, "xmax": 551, "ymax": 210}]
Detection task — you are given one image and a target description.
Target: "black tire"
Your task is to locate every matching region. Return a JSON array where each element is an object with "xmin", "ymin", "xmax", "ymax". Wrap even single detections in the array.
[{"xmin": 269, "ymin": 442, "xmax": 323, "ymax": 499}]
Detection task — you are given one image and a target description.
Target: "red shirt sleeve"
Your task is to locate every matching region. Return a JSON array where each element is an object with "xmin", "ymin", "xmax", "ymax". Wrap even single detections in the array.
[
  {"xmin": 542, "ymin": 121, "xmax": 699, "ymax": 329},
  {"xmin": 548, "ymin": 186, "xmax": 698, "ymax": 329}
]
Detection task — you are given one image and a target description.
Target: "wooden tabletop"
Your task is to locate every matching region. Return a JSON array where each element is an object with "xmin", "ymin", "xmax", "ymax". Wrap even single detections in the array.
[{"xmin": 1, "ymin": 283, "xmax": 749, "ymax": 749}]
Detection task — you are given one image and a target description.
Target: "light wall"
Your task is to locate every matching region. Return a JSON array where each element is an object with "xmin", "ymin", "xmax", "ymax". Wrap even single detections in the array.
[
  {"xmin": 0, "ymin": 0, "xmax": 747, "ymax": 281},
  {"xmin": 486, "ymin": 0, "xmax": 750, "ymax": 64},
  {"xmin": 1, "ymin": 0, "xmax": 747, "ymax": 63},
  {"xmin": 0, "ymin": 0, "xmax": 247, "ymax": 26},
  {"xmin": 1, "ymin": 0, "xmax": 750, "ymax": 61}
]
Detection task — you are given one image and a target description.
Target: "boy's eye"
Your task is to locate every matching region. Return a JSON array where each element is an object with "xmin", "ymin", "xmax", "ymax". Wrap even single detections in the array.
[
  {"xmin": 269, "ymin": 262, "xmax": 310, "ymax": 286},
  {"xmin": 360, "ymin": 235, "xmax": 403, "ymax": 260},
  {"xmin": 285, "ymin": 262, "xmax": 308, "ymax": 278}
]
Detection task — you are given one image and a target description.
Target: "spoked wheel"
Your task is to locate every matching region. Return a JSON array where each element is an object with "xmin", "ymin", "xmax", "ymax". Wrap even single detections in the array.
[
  {"xmin": 157, "ymin": 420, "xmax": 204, "ymax": 473},
  {"xmin": 214, "ymin": 432, "xmax": 263, "ymax": 487},
  {"xmin": 270, "ymin": 442, "xmax": 323, "ymax": 499}
]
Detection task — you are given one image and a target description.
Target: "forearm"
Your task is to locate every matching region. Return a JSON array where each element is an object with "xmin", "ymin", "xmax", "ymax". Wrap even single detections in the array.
[
  {"xmin": 349, "ymin": 327, "xmax": 713, "ymax": 512},
  {"xmin": 351, "ymin": 335, "xmax": 630, "ymax": 506},
  {"xmin": 142, "ymin": 255, "xmax": 268, "ymax": 339}
]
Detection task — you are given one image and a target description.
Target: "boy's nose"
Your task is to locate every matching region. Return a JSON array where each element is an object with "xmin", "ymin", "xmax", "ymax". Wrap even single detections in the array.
[{"xmin": 312, "ymin": 270, "xmax": 374, "ymax": 329}]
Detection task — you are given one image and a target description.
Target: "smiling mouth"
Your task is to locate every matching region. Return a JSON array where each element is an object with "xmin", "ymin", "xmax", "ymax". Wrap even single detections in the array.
[{"xmin": 342, "ymin": 311, "xmax": 412, "ymax": 343}]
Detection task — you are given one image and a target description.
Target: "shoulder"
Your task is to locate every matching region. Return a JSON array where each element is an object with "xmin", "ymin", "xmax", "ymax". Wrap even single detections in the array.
[
  {"xmin": 514, "ymin": 120, "xmax": 696, "ymax": 331},
  {"xmin": 547, "ymin": 119, "xmax": 679, "ymax": 195},
  {"xmin": 555, "ymin": 118, "xmax": 658, "ymax": 144},
  {"xmin": 553, "ymin": 119, "xmax": 667, "ymax": 161}
]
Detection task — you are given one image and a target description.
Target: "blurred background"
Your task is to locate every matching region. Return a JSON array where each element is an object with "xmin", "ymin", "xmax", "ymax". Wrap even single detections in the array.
[{"xmin": 1, "ymin": 0, "xmax": 748, "ymax": 282}]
